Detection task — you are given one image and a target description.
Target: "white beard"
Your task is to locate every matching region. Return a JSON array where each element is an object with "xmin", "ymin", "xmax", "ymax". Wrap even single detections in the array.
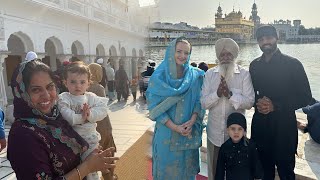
[{"xmin": 219, "ymin": 62, "xmax": 235, "ymax": 83}]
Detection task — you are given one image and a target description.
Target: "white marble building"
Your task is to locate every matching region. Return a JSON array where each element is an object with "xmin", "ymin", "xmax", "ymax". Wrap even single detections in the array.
[{"xmin": 0, "ymin": 0, "xmax": 148, "ymax": 109}]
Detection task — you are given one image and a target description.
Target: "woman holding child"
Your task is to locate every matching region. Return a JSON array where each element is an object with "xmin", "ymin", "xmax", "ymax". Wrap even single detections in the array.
[{"xmin": 7, "ymin": 59, "xmax": 118, "ymax": 179}]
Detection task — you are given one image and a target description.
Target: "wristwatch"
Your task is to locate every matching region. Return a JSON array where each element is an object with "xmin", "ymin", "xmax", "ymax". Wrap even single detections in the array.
[{"xmin": 227, "ymin": 91, "xmax": 233, "ymax": 99}]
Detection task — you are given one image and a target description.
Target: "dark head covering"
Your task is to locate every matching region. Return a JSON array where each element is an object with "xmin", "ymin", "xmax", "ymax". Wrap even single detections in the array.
[
  {"xmin": 227, "ymin": 112, "xmax": 247, "ymax": 131},
  {"xmin": 256, "ymin": 25, "xmax": 278, "ymax": 40},
  {"xmin": 11, "ymin": 59, "xmax": 88, "ymax": 154},
  {"xmin": 190, "ymin": 62, "xmax": 197, "ymax": 67},
  {"xmin": 198, "ymin": 62, "xmax": 208, "ymax": 72}
]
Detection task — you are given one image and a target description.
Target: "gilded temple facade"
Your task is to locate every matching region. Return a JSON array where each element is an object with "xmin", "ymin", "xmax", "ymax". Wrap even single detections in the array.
[{"xmin": 215, "ymin": 6, "xmax": 255, "ymax": 42}]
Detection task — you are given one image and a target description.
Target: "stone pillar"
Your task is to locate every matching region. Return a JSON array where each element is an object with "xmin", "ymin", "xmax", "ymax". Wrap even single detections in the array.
[
  {"xmin": 0, "ymin": 53, "xmax": 9, "ymax": 110},
  {"xmin": 113, "ymin": 57, "xmax": 120, "ymax": 71},
  {"xmin": 131, "ymin": 57, "xmax": 138, "ymax": 78},
  {"xmin": 126, "ymin": 58, "xmax": 132, "ymax": 80}
]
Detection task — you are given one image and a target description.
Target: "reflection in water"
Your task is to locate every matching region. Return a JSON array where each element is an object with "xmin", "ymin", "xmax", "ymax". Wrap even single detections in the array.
[{"xmin": 147, "ymin": 44, "xmax": 320, "ymax": 100}]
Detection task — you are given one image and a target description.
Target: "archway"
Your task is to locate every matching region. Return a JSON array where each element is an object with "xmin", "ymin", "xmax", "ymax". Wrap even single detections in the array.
[
  {"xmin": 139, "ymin": 49, "xmax": 144, "ymax": 57},
  {"xmin": 109, "ymin": 45, "xmax": 117, "ymax": 57},
  {"xmin": 45, "ymin": 36, "xmax": 64, "ymax": 70},
  {"xmin": 44, "ymin": 39, "xmax": 56, "ymax": 67},
  {"xmin": 96, "ymin": 44, "xmax": 105, "ymax": 57},
  {"xmin": 119, "ymin": 47, "xmax": 126, "ymax": 65},
  {"xmin": 6, "ymin": 32, "xmax": 34, "ymax": 86},
  {"xmin": 108, "ymin": 45, "xmax": 117, "ymax": 69},
  {"xmin": 96, "ymin": 44, "xmax": 105, "ymax": 63},
  {"xmin": 71, "ymin": 40, "xmax": 84, "ymax": 59}
]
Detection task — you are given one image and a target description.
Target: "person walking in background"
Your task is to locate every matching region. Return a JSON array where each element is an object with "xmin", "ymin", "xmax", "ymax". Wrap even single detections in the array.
[
  {"xmin": 141, "ymin": 60, "xmax": 156, "ymax": 99},
  {"xmin": 146, "ymin": 37, "xmax": 205, "ymax": 180},
  {"xmin": 215, "ymin": 112, "xmax": 263, "ymax": 180},
  {"xmin": 115, "ymin": 64, "xmax": 129, "ymax": 102},
  {"xmin": 0, "ymin": 107, "xmax": 5, "ymax": 152},
  {"xmin": 130, "ymin": 76, "xmax": 138, "ymax": 101},
  {"xmin": 8, "ymin": 59, "xmax": 117, "ymax": 179},
  {"xmin": 299, "ymin": 98, "xmax": 320, "ymax": 144},
  {"xmin": 191, "ymin": 62, "xmax": 197, "ymax": 67},
  {"xmin": 53, "ymin": 60, "xmax": 70, "ymax": 93},
  {"xmin": 96, "ymin": 58, "xmax": 108, "ymax": 89},
  {"xmin": 105, "ymin": 59, "xmax": 116, "ymax": 101},
  {"xmin": 200, "ymin": 38, "xmax": 255, "ymax": 180},
  {"xmin": 58, "ymin": 61, "xmax": 110, "ymax": 180},
  {"xmin": 88, "ymin": 63, "xmax": 117, "ymax": 180},
  {"xmin": 198, "ymin": 62, "xmax": 209, "ymax": 72},
  {"xmin": 24, "ymin": 51, "xmax": 38, "ymax": 62},
  {"xmin": 250, "ymin": 25, "xmax": 312, "ymax": 180}
]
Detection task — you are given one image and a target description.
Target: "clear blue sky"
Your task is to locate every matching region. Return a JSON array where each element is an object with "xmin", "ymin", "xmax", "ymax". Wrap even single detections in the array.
[{"xmin": 140, "ymin": 0, "xmax": 320, "ymax": 28}]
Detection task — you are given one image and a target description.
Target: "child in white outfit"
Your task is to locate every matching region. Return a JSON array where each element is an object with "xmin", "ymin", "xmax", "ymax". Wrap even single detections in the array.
[{"xmin": 58, "ymin": 61, "xmax": 109, "ymax": 180}]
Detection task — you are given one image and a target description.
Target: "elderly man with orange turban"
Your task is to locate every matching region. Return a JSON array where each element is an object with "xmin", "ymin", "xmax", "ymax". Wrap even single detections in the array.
[{"xmin": 200, "ymin": 38, "xmax": 255, "ymax": 180}]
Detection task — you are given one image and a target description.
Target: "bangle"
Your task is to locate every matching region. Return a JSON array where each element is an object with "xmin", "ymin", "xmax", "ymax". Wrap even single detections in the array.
[{"xmin": 76, "ymin": 167, "xmax": 82, "ymax": 180}]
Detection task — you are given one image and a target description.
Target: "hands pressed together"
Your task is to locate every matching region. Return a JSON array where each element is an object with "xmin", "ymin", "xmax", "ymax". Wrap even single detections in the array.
[
  {"xmin": 82, "ymin": 103, "xmax": 91, "ymax": 121},
  {"xmin": 175, "ymin": 120, "xmax": 194, "ymax": 137},
  {"xmin": 217, "ymin": 76, "xmax": 231, "ymax": 98},
  {"xmin": 256, "ymin": 96, "xmax": 274, "ymax": 114},
  {"xmin": 174, "ymin": 113, "xmax": 198, "ymax": 138}
]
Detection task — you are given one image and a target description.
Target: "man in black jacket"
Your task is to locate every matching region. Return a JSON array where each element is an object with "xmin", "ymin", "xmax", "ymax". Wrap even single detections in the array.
[{"xmin": 249, "ymin": 25, "xmax": 312, "ymax": 180}]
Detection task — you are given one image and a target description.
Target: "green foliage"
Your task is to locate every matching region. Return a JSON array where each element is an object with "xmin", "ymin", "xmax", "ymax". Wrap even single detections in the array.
[{"xmin": 299, "ymin": 25, "xmax": 320, "ymax": 35}]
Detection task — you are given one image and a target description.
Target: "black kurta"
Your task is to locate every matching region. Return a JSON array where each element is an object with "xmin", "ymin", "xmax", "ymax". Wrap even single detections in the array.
[
  {"xmin": 215, "ymin": 138, "xmax": 263, "ymax": 180},
  {"xmin": 249, "ymin": 49, "xmax": 312, "ymax": 161}
]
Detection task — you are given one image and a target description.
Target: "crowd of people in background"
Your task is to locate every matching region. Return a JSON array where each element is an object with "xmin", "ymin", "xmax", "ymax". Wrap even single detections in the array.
[{"xmin": 0, "ymin": 24, "xmax": 319, "ymax": 180}]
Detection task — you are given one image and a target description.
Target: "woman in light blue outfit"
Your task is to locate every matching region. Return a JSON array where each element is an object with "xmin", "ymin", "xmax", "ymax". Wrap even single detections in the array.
[{"xmin": 146, "ymin": 37, "xmax": 205, "ymax": 180}]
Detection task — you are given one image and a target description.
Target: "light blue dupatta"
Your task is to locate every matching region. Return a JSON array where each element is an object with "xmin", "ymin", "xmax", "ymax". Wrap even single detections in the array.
[{"xmin": 146, "ymin": 37, "xmax": 205, "ymax": 151}]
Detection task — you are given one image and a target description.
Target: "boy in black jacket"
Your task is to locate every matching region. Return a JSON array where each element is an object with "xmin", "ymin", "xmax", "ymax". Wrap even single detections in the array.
[{"xmin": 215, "ymin": 113, "xmax": 263, "ymax": 180}]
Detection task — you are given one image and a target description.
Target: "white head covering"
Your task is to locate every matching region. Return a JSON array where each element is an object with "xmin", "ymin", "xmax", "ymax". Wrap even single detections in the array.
[
  {"xmin": 215, "ymin": 38, "xmax": 239, "ymax": 60},
  {"xmin": 97, "ymin": 58, "xmax": 103, "ymax": 64},
  {"xmin": 25, "ymin": 51, "xmax": 38, "ymax": 62}
]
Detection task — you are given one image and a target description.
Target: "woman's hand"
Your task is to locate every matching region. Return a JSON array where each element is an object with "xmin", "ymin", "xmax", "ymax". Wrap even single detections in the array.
[
  {"xmin": 181, "ymin": 113, "xmax": 198, "ymax": 136},
  {"xmin": 65, "ymin": 147, "xmax": 119, "ymax": 179},
  {"xmin": 180, "ymin": 120, "xmax": 194, "ymax": 137},
  {"xmin": 175, "ymin": 124, "xmax": 191, "ymax": 136},
  {"xmin": 83, "ymin": 147, "xmax": 119, "ymax": 173}
]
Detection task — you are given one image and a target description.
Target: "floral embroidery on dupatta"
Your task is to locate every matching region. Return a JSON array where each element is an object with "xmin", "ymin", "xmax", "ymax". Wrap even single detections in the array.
[
  {"xmin": 50, "ymin": 152, "xmax": 64, "ymax": 175},
  {"xmin": 19, "ymin": 118, "xmax": 85, "ymax": 154},
  {"xmin": 35, "ymin": 172, "xmax": 52, "ymax": 180}
]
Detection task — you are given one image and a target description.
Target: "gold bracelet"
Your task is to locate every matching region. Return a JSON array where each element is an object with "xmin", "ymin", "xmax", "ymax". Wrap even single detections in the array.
[{"xmin": 75, "ymin": 167, "xmax": 82, "ymax": 180}]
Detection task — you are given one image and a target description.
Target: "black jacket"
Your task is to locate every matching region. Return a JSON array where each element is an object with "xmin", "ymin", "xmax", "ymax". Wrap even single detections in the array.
[
  {"xmin": 249, "ymin": 49, "xmax": 312, "ymax": 161},
  {"xmin": 215, "ymin": 138, "xmax": 263, "ymax": 180}
]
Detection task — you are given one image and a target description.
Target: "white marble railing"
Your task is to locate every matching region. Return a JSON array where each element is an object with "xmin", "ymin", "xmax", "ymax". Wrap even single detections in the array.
[{"xmin": 26, "ymin": 0, "xmax": 147, "ymax": 35}]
